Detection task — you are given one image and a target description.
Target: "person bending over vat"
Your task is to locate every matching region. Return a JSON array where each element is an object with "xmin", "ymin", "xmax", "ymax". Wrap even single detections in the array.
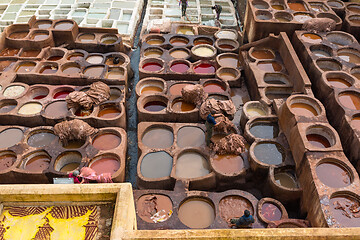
[
  {"xmin": 230, "ymin": 210, "xmax": 255, "ymax": 228},
  {"xmin": 212, "ymin": 5, "xmax": 222, "ymax": 20},
  {"xmin": 70, "ymin": 167, "xmax": 113, "ymax": 183},
  {"xmin": 206, "ymin": 112, "xmax": 219, "ymax": 146}
]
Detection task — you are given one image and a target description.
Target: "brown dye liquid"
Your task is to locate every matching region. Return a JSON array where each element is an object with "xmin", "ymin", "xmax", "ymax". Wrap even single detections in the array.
[
  {"xmin": 170, "ymin": 49, "xmax": 189, "ymax": 58},
  {"xmin": 75, "ymin": 107, "xmax": 92, "ymax": 117},
  {"xmin": 25, "ymin": 155, "xmax": 50, "ymax": 172},
  {"xmin": 204, "ymin": 83, "xmax": 225, "ymax": 93},
  {"xmin": 79, "ymin": 34, "xmax": 95, "ymax": 42},
  {"xmin": 338, "ymin": 52, "xmax": 360, "ymax": 64},
  {"xmin": 40, "ymin": 66, "xmax": 57, "ymax": 74},
  {"xmin": 98, "ymin": 107, "xmax": 121, "ymax": 118},
  {"xmin": 137, "ymin": 194, "xmax": 173, "ymax": 223},
  {"xmin": 170, "ymin": 38, "xmax": 188, "ymax": 46},
  {"xmin": 327, "ymin": 78, "xmax": 352, "ymax": 88},
  {"xmin": 60, "ymin": 162, "xmax": 79, "ymax": 172},
  {"xmin": 84, "ymin": 66, "xmax": 104, "ymax": 78},
  {"xmin": 171, "ymin": 100, "xmax": 195, "ymax": 112},
  {"xmin": 178, "ymin": 199, "xmax": 215, "ymax": 229},
  {"xmin": 288, "ymin": 2, "xmax": 307, "ymax": 11},
  {"xmin": 350, "ymin": 19, "xmax": 360, "ymax": 25},
  {"xmin": 54, "ymin": 22, "xmax": 73, "ymax": 30},
  {"xmin": 63, "ymin": 140, "xmax": 84, "ymax": 149},
  {"xmin": 144, "ymin": 50, "xmax": 162, "ymax": 58},
  {"xmin": 90, "ymin": 157, "xmax": 120, "ymax": 174},
  {"xmin": 339, "ymin": 93, "xmax": 360, "ymax": 110},
  {"xmin": 0, "ymin": 154, "xmax": 15, "ymax": 170},
  {"xmin": 316, "ymin": 162, "xmax": 350, "ymax": 188},
  {"xmin": 351, "ymin": 116, "xmax": 360, "ymax": 130},
  {"xmin": 16, "ymin": 62, "xmax": 36, "ymax": 73},
  {"xmin": 290, "ymin": 103, "xmax": 318, "ymax": 116},
  {"xmin": 68, "ymin": 53, "xmax": 84, "ymax": 61},
  {"xmin": 0, "ymin": 60, "xmax": 15, "ymax": 71},
  {"xmin": 194, "ymin": 39, "xmax": 212, "ymax": 46},
  {"xmin": 20, "ymin": 50, "xmax": 41, "ymax": 57},
  {"xmin": 106, "ymin": 69, "xmax": 123, "ymax": 79},
  {"xmin": 169, "ymin": 83, "xmax": 192, "ymax": 95},
  {"xmin": 142, "ymin": 127, "xmax": 173, "ymax": 148},
  {"xmin": 92, "ymin": 133, "xmax": 121, "ymax": 150},
  {"xmin": 47, "ymin": 56, "xmax": 63, "ymax": 61},
  {"xmin": 31, "ymin": 32, "xmax": 49, "ymax": 41},
  {"xmin": 105, "ymin": 57, "xmax": 125, "ymax": 66},
  {"xmin": 351, "ymin": 72, "xmax": 360, "ymax": 80},
  {"xmin": 219, "ymin": 196, "xmax": 253, "ymax": 223},
  {"xmin": 44, "ymin": 101, "xmax": 68, "ymax": 118},
  {"xmin": 212, "ymin": 154, "xmax": 244, "ymax": 175},
  {"xmin": 330, "ymin": 196, "xmax": 360, "ymax": 227},
  {"xmin": 144, "ymin": 101, "xmax": 167, "ymax": 112},
  {"xmin": 251, "ymin": 50, "xmax": 274, "ymax": 59},
  {"xmin": 306, "ymin": 134, "xmax": 331, "ymax": 148},
  {"xmin": 220, "ymin": 72, "xmax": 236, "ymax": 80},
  {"xmin": 0, "ymin": 48, "xmax": 19, "ymax": 56},
  {"xmin": 348, "ymin": 6, "xmax": 360, "ymax": 14},
  {"xmin": 302, "ymin": 33, "xmax": 322, "ymax": 43},
  {"xmin": 272, "ymin": 4, "xmax": 285, "ymax": 10},
  {"xmin": 219, "ymin": 44, "xmax": 234, "ymax": 50},
  {"xmin": 218, "ymin": 56, "xmax": 239, "ymax": 68},
  {"xmin": 274, "ymin": 172, "xmax": 297, "ymax": 188},
  {"xmin": 140, "ymin": 86, "xmax": 163, "ymax": 94},
  {"xmin": 257, "ymin": 62, "xmax": 282, "ymax": 72},
  {"xmin": 261, "ymin": 203, "xmax": 282, "ymax": 221},
  {"xmin": 146, "ymin": 39, "xmax": 164, "ymax": 45},
  {"xmin": 63, "ymin": 66, "xmax": 81, "ymax": 74},
  {"xmin": 211, "ymin": 134, "xmax": 227, "ymax": 144},
  {"xmin": 9, "ymin": 31, "xmax": 28, "ymax": 39}
]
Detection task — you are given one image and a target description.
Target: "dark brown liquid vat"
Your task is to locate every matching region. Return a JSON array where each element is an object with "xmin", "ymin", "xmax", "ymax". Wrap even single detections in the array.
[
  {"xmin": 288, "ymin": 2, "xmax": 307, "ymax": 11},
  {"xmin": 219, "ymin": 196, "xmax": 253, "ymax": 224},
  {"xmin": 261, "ymin": 203, "xmax": 282, "ymax": 221},
  {"xmin": 25, "ymin": 155, "xmax": 50, "ymax": 172},
  {"xmin": 137, "ymin": 194, "xmax": 173, "ymax": 223},
  {"xmin": 316, "ymin": 162, "xmax": 351, "ymax": 188},
  {"xmin": 0, "ymin": 154, "xmax": 15, "ymax": 171},
  {"xmin": 47, "ymin": 56, "xmax": 63, "ymax": 61},
  {"xmin": 171, "ymin": 100, "xmax": 195, "ymax": 112},
  {"xmin": 20, "ymin": 50, "xmax": 41, "ymax": 57},
  {"xmin": 0, "ymin": 60, "xmax": 16, "ymax": 71},
  {"xmin": 219, "ymin": 44, "xmax": 234, "ymax": 50},
  {"xmin": 306, "ymin": 134, "xmax": 331, "ymax": 148},
  {"xmin": 0, "ymin": 48, "xmax": 19, "ymax": 56},
  {"xmin": 90, "ymin": 157, "xmax": 120, "ymax": 175},
  {"xmin": 92, "ymin": 133, "xmax": 121, "ymax": 150},
  {"xmin": 251, "ymin": 49, "xmax": 274, "ymax": 59},
  {"xmin": 9, "ymin": 31, "xmax": 28, "ymax": 39},
  {"xmin": 144, "ymin": 101, "xmax": 167, "ymax": 112},
  {"xmin": 16, "ymin": 62, "xmax": 36, "ymax": 73},
  {"xmin": 339, "ymin": 93, "xmax": 360, "ymax": 110},
  {"xmin": 327, "ymin": 78, "xmax": 352, "ymax": 88},
  {"xmin": 97, "ymin": 107, "xmax": 121, "ymax": 118},
  {"xmin": 290, "ymin": 103, "xmax": 318, "ymax": 116},
  {"xmin": 169, "ymin": 83, "xmax": 192, "ymax": 95},
  {"xmin": 212, "ymin": 154, "xmax": 244, "ymax": 175}
]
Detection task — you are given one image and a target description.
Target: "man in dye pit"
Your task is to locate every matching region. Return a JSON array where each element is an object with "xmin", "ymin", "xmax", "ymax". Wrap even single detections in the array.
[
  {"xmin": 205, "ymin": 112, "xmax": 217, "ymax": 146},
  {"xmin": 230, "ymin": 210, "xmax": 255, "ymax": 228}
]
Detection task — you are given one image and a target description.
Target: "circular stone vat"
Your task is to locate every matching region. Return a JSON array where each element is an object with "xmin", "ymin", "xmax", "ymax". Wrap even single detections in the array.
[
  {"xmin": 9, "ymin": 31, "xmax": 29, "ymax": 39},
  {"xmin": 255, "ymin": 10, "xmax": 272, "ymax": 20},
  {"xmin": 55, "ymin": 151, "xmax": 82, "ymax": 173},
  {"xmin": 249, "ymin": 121, "xmax": 279, "ymax": 139},
  {"xmin": 349, "ymin": 15, "xmax": 360, "ymax": 25},
  {"xmin": 252, "ymin": 0, "xmax": 269, "ymax": 9},
  {"xmin": 30, "ymin": 31, "xmax": 49, "ymax": 41},
  {"xmin": 106, "ymin": 67, "xmax": 124, "ymax": 80},
  {"xmin": 251, "ymin": 48, "xmax": 275, "ymax": 59},
  {"xmin": 170, "ymin": 61, "xmax": 190, "ymax": 73},
  {"xmin": 44, "ymin": 101, "xmax": 68, "ymax": 118},
  {"xmin": 18, "ymin": 102, "xmax": 42, "ymax": 115},
  {"xmin": 274, "ymin": 12, "xmax": 292, "ymax": 22},
  {"xmin": 326, "ymin": 72, "xmax": 354, "ymax": 88},
  {"xmin": 142, "ymin": 127, "xmax": 173, "ymax": 148},
  {"xmin": 140, "ymin": 151, "xmax": 173, "ymax": 178},
  {"xmin": 86, "ymin": 55, "xmax": 104, "ymax": 64},
  {"xmin": 101, "ymin": 35, "xmax": 118, "ymax": 44},
  {"xmin": 330, "ymin": 193, "xmax": 360, "ymax": 227},
  {"xmin": 144, "ymin": 47, "xmax": 163, "ymax": 58},
  {"xmin": 23, "ymin": 151, "xmax": 50, "ymax": 172},
  {"xmin": 0, "ymin": 151, "xmax": 16, "ymax": 170},
  {"xmin": 306, "ymin": 125, "xmax": 335, "ymax": 148},
  {"xmin": 89, "ymin": 154, "xmax": 120, "ymax": 175},
  {"xmin": 212, "ymin": 154, "xmax": 244, "ymax": 175},
  {"xmin": 215, "ymin": 30, "xmax": 238, "ymax": 40},
  {"xmin": 169, "ymin": 36, "xmax": 189, "ymax": 46},
  {"xmin": 171, "ymin": 99, "xmax": 195, "ymax": 112},
  {"xmin": 33, "ymin": 20, "xmax": 52, "ymax": 29},
  {"xmin": 310, "ymin": 2, "xmax": 329, "ymax": 12},
  {"xmin": 0, "ymin": 128, "xmax": 23, "ymax": 148},
  {"xmin": 274, "ymin": 171, "xmax": 298, "ymax": 188},
  {"xmin": 137, "ymin": 194, "xmax": 173, "ymax": 223},
  {"xmin": 316, "ymin": 59, "xmax": 342, "ymax": 72},
  {"xmin": 110, "ymin": 88, "xmax": 122, "ymax": 100},
  {"xmin": 257, "ymin": 61, "xmax": 283, "ymax": 72},
  {"xmin": 254, "ymin": 142, "xmax": 285, "ymax": 165},
  {"xmin": 92, "ymin": 132, "xmax": 121, "ymax": 150},
  {"xmin": 192, "ymin": 45, "xmax": 216, "ymax": 58},
  {"xmin": 78, "ymin": 33, "xmax": 95, "ymax": 43},
  {"xmin": 351, "ymin": 67, "xmax": 360, "ymax": 80},
  {"xmin": 294, "ymin": 13, "xmax": 314, "ymax": 23},
  {"xmin": 302, "ymin": 33, "xmax": 322, "ymax": 44},
  {"xmin": 271, "ymin": 2, "xmax": 285, "ymax": 10},
  {"xmin": 310, "ymin": 45, "xmax": 333, "ymax": 58},
  {"xmin": 83, "ymin": 65, "xmax": 105, "ymax": 78},
  {"xmin": 97, "ymin": 104, "xmax": 121, "ymax": 118},
  {"xmin": 219, "ymin": 195, "xmax": 254, "ymax": 223},
  {"xmin": 177, "ymin": 126, "xmax": 205, "ymax": 148},
  {"xmin": 53, "ymin": 88, "xmax": 73, "ymax": 99},
  {"xmin": 15, "ymin": 62, "xmax": 36, "ymax": 73},
  {"xmin": 326, "ymin": 32, "xmax": 354, "ymax": 46},
  {"xmin": 289, "ymin": 95, "xmax": 321, "ymax": 117},
  {"xmin": 261, "ymin": 202, "xmax": 282, "ymax": 221},
  {"xmin": 178, "ymin": 198, "xmax": 215, "ymax": 228},
  {"xmin": 39, "ymin": 64, "xmax": 58, "ymax": 74},
  {"xmin": 177, "ymin": 26, "xmax": 194, "ymax": 35},
  {"xmin": 194, "ymin": 63, "xmax": 216, "ymax": 74},
  {"xmin": 215, "ymin": 39, "xmax": 239, "ymax": 52},
  {"xmin": 348, "ymin": 4, "xmax": 360, "ymax": 14},
  {"xmin": 244, "ymin": 102, "xmax": 269, "ymax": 117},
  {"xmin": 351, "ymin": 114, "xmax": 360, "ymax": 130},
  {"xmin": 105, "ymin": 55, "xmax": 125, "ymax": 66},
  {"xmin": 62, "ymin": 63, "xmax": 81, "ymax": 74},
  {"xmin": 67, "ymin": 52, "xmax": 84, "ymax": 61},
  {"xmin": 54, "ymin": 20, "xmax": 74, "ymax": 30},
  {"xmin": 264, "ymin": 73, "xmax": 289, "ymax": 85},
  {"xmin": 0, "ymin": 99, "xmax": 17, "ymax": 113},
  {"xmin": 169, "ymin": 83, "xmax": 193, "ymax": 95},
  {"xmin": 175, "ymin": 151, "xmax": 210, "ymax": 178},
  {"xmin": 146, "ymin": 35, "xmax": 165, "ymax": 45},
  {"xmin": 217, "ymin": 53, "xmax": 239, "ymax": 68},
  {"xmin": 339, "ymin": 92, "xmax": 360, "ymax": 110},
  {"xmin": 288, "ymin": 2, "xmax": 308, "ymax": 11},
  {"xmin": 139, "ymin": 79, "xmax": 165, "ymax": 95},
  {"xmin": 29, "ymin": 86, "xmax": 49, "ymax": 100},
  {"xmin": 203, "ymin": 81, "xmax": 226, "ymax": 93},
  {"xmin": 27, "ymin": 130, "xmax": 58, "ymax": 148},
  {"xmin": 217, "ymin": 67, "xmax": 240, "ymax": 81},
  {"xmin": 141, "ymin": 58, "xmax": 164, "ymax": 72},
  {"xmin": 143, "ymin": 98, "xmax": 167, "ymax": 111},
  {"xmin": 337, "ymin": 49, "xmax": 360, "ymax": 64},
  {"xmin": 316, "ymin": 160, "xmax": 352, "ymax": 188},
  {"xmin": 193, "ymin": 37, "xmax": 213, "ymax": 46},
  {"xmin": 327, "ymin": 0, "xmax": 344, "ymax": 8}
]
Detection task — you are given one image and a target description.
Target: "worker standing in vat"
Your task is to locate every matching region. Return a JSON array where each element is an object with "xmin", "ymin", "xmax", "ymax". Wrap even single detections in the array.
[
  {"xmin": 205, "ymin": 112, "xmax": 217, "ymax": 146},
  {"xmin": 212, "ymin": 4, "xmax": 222, "ymax": 20},
  {"xmin": 180, "ymin": 0, "xmax": 188, "ymax": 20},
  {"xmin": 230, "ymin": 210, "xmax": 255, "ymax": 228}
]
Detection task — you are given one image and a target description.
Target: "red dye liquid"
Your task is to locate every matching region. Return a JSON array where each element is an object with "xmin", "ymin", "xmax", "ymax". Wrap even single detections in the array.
[
  {"xmin": 204, "ymin": 83, "xmax": 225, "ymax": 93},
  {"xmin": 219, "ymin": 44, "xmax": 234, "ymax": 50},
  {"xmin": 33, "ymin": 95, "xmax": 47, "ymax": 100},
  {"xmin": 90, "ymin": 157, "xmax": 120, "ymax": 175},
  {"xmin": 306, "ymin": 134, "xmax": 331, "ymax": 148},
  {"xmin": 194, "ymin": 63, "xmax": 215, "ymax": 74},
  {"xmin": 170, "ymin": 63, "xmax": 189, "ymax": 73},
  {"xmin": 142, "ymin": 62, "xmax": 162, "ymax": 72},
  {"xmin": 261, "ymin": 203, "xmax": 282, "ymax": 221},
  {"xmin": 53, "ymin": 90, "xmax": 71, "ymax": 99},
  {"xmin": 144, "ymin": 101, "xmax": 167, "ymax": 112}
]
